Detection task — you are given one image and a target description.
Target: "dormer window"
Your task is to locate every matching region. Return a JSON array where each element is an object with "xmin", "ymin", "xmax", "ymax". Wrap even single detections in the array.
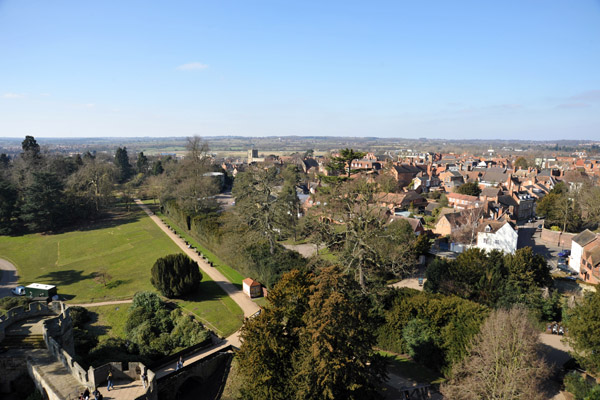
[{"xmin": 485, "ymin": 225, "xmax": 492, "ymax": 232}]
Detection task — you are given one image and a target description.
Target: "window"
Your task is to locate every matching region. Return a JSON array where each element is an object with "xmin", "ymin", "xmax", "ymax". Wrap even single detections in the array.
[{"xmin": 495, "ymin": 240, "xmax": 500, "ymax": 245}]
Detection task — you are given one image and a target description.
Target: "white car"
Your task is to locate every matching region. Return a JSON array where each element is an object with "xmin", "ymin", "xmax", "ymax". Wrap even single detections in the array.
[{"xmin": 11, "ymin": 285, "xmax": 25, "ymax": 296}]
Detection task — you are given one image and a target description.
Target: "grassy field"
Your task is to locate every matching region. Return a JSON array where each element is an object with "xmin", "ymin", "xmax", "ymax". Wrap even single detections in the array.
[
  {"xmin": 0, "ymin": 206, "xmax": 243, "ymax": 336},
  {"xmin": 84, "ymin": 304, "xmax": 130, "ymax": 341}
]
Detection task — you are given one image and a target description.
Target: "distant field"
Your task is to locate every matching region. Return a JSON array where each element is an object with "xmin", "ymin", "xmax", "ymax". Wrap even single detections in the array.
[{"xmin": 0, "ymin": 206, "xmax": 243, "ymax": 336}]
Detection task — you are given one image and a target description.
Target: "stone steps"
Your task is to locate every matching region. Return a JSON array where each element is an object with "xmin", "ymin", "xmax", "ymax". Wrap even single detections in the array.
[{"xmin": 1, "ymin": 334, "xmax": 46, "ymax": 349}]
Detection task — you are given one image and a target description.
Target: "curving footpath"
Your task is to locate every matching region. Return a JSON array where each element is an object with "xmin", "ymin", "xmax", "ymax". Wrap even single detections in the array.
[{"xmin": 0, "ymin": 258, "xmax": 19, "ymax": 298}]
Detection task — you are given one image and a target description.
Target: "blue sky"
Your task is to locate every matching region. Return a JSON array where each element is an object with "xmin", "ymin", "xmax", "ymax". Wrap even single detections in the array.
[{"xmin": 1, "ymin": 1, "xmax": 599, "ymax": 139}]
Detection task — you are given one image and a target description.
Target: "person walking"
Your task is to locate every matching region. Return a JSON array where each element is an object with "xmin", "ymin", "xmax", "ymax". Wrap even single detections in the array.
[
  {"xmin": 92, "ymin": 387, "xmax": 100, "ymax": 400},
  {"xmin": 142, "ymin": 370, "xmax": 148, "ymax": 389},
  {"xmin": 107, "ymin": 370, "xmax": 114, "ymax": 391}
]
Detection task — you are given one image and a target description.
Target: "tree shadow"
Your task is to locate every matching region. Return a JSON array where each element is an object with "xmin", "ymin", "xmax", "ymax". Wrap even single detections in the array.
[
  {"xmin": 36, "ymin": 269, "xmax": 96, "ymax": 286},
  {"xmin": 105, "ymin": 279, "xmax": 132, "ymax": 289},
  {"xmin": 69, "ymin": 210, "xmax": 144, "ymax": 233},
  {"xmin": 184, "ymin": 280, "xmax": 233, "ymax": 303},
  {"xmin": 84, "ymin": 310, "xmax": 109, "ymax": 337},
  {"xmin": 538, "ymin": 340, "xmax": 574, "ymax": 398},
  {"xmin": 3, "ymin": 208, "xmax": 145, "ymax": 237}
]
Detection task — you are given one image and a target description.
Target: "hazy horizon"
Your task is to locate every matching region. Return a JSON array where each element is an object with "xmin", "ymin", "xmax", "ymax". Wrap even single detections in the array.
[{"xmin": 1, "ymin": 1, "xmax": 599, "ymax": 140}]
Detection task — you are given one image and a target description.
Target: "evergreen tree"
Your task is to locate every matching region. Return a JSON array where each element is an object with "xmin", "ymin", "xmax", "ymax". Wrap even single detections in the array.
[
  {"xmin": 566, "ymin": 289, "xmax": 600, "ymax": 374},
  {"xmin": 456, "ymin": 182, "xmax": 482, "ymax": 197},
  {"xmin": 114, "ymin": 147, "xmax": 133, "ymax": 182},
  {"xmin": 0, "ymin": 176, "xmax": 18, "ymax": 234},
  {"xmin": 0, "ymin": 154, "xmax": 10, "ymax": 169},
  {"xmin": 19, "ymin": 171, "xmax": 64, "ymax": 231},
  {"xmin": 21, "ymin": 135, "xmax": 41, "ymax": 165},
  {"xmin": 136, "ymin": 152, "xmax": 149, "ymax": 174},
  {"xmin": 326, "ymin": 148, "xmax": 366, "ymax": 177},
  {"xmin": 237, "ymin": 270, "xmax": 312, "ymax": 400},
  {"xmin": 151, "ymin": 160, "xmax": 164, "ymax": 175},
  {"xmin": 237, "ymin": 268, "xmax": 385, "ymax": 400},
  {"xmin": 150, "ymin": 254, "xmax": 201, "ymax": 298},
  {"xmin": 294, "ymin": 267, "xmax": 385, "ymax": 399}
]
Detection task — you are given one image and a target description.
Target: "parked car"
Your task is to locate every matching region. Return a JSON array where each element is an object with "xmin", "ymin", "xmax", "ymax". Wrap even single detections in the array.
[
  {"xmin": 558, "ymin": 250, "xmax": 571, "ymax": 258},
  {"xmin": 11, "ymin": 285, "xmax": 25, "ymax": 296}
]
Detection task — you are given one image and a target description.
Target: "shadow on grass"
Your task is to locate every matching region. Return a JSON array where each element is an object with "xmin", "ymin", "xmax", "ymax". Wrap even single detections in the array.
[
  {"xmin": 70, "ymin": 209, "xmax": 145, "ymax": 233},
  {"xmin": 37, "ymin": 269, "xmax": 96, "ymax": 286},
  {"xmin": 184, "ymin": 280, "xmax": 231, "ymax": 303},
  {"xmin": 105, "ymin": 279, "xmax": 132, "ymax": 289},
  {"xmin": 5, "ymin": 207, "xmax": 147, "ymax": 238},
  {"xmin": 84, "ymin": 310, "xmax": 109, "ymax": 337}
]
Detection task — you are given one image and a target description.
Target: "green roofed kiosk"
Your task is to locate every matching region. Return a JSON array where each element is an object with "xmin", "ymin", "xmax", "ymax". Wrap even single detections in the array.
[{"xmin": 25, "ymin": 283, "xmax": 57, "ymax": 299}]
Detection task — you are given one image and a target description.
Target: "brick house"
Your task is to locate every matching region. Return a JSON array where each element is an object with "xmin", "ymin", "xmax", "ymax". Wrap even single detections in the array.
[{"xmin": 579, "ymin": 237, "xmax": 600, "ymax": 284}]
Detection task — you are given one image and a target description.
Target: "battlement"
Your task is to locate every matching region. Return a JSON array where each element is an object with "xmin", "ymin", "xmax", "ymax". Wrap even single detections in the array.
[{"xmin": 0, "ymin": 301, "xmax": 65, "ymax": 342}]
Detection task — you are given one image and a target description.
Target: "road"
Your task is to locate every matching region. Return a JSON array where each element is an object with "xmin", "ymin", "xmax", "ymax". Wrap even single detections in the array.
[
  {"xmin": 0, "ymin": 258, "xmax": 19, "ymax": 298},
  {"xmin": 518, "ymin": 221, "xmax": 568, "ymax": 271}
]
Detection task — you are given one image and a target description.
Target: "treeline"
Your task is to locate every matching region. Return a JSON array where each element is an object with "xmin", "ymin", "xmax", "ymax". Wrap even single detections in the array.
[
  {"xmin": 161, "ymin": 199, "xmax": 305, "ymax": 288},
  {"xmin": 536, "ymin": 181, "xmax": 600, "ymax": 233},
  {"xmin": 0, "ymin": 135, "xmax": 154, "ymax": 234}
]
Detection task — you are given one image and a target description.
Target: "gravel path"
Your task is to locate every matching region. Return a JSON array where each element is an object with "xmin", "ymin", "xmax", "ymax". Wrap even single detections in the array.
[{"xmin": 0, "ymin": 258, "xmax": 19, "ymax": 298}]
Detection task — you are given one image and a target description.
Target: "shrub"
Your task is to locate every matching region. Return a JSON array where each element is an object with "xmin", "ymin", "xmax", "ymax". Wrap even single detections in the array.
[
  {"xmin": 0, "ymin": 296, "xmax": 30, "ymax": 312},
  {"xmin": 68, "ymin": 306, "xmax": 90, "ymax": 328},
  {"xmin": 563, "ymin": 372, "xmax": 600, "ymax": 400},
  {"xmin": 151, "ymin": 253, "xmax": 202, "ymax": 298}
]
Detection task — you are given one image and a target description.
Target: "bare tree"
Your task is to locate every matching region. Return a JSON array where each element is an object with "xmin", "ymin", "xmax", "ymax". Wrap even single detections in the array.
[
  {"xmin": 451, "ymin": 207, "xmax": 486, "ymax": 246},
  {"xmin": 441, "ymin": 306, "xmax": 549, "ymax": 400},
  {"xmin": 67, "ymin": 159, "xmax": 116, "ymax": 212},
  {"xmin": 167, "ymin": 136, "xmax": 219, "ymax": 213}
]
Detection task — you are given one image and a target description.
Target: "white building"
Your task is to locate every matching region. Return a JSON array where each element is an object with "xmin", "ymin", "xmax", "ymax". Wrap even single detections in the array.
[
  {"xmin": 570, "ymin": 230, "xmax": 598, "ymax": 274},
  {"xmin": 476, "ymin": 221, "xmax": 518, "ymax": 254}
]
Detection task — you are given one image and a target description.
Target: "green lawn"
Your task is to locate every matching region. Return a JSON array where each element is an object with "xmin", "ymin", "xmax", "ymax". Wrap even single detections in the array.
[
  {"xmin": 0, "ymin": 206, "xmax": 243, "ymax": 336},
  {"xmin": 84, "ymin": 304, "xmax": 130, "ymax": 341}
]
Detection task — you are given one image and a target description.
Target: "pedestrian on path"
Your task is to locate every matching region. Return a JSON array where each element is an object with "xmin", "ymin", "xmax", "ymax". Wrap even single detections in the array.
[
  {"xmin": 93, "ymin": 387, "xmax": 100, "ymax": 400},
  {"xmin": 107, "ymin": 370, "xmax": 114, "ymax": 391},
  {"xmin": 142, "ymin": 370, "xmax": 148, "ymax": 389},
  {"xmin": 176, "ymin": 355, "xmax": 184, "ymax": 370}
]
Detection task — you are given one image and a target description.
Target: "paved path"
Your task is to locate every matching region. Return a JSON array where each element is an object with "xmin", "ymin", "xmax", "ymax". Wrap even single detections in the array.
[
  {"xmin": 135, "ymin": 200, "xmax": 260, "ymax": 319},
  {"xmin": 391, "ymin": 278, "xmax": 425, "ymax": 291},
  {"xmin": 282, "ymin": 243, "xmax": 319, "ymax": 258},
  {"xmin": 70, "ymin": 299, "xmax": 133, "ymax": 308},
  {"xmin": 0, "ymin": 258, "xmax": 19, "ymax": 298},
  {"xmin": 154, "ymin": 339, "xmax": 234, "ymax": 379}
]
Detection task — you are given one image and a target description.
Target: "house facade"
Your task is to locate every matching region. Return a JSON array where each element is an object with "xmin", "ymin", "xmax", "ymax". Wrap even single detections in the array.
[
  {"xmin": 579, "ymin": 238, "xmax": 600, "ymax": 284},
  {"xmin": 570, "ymin": 230, "xmax": 597, "ymax": 274},
  {"xmin": 476, "ymin": 221, "xmax": 518, "ymax": 254}
]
